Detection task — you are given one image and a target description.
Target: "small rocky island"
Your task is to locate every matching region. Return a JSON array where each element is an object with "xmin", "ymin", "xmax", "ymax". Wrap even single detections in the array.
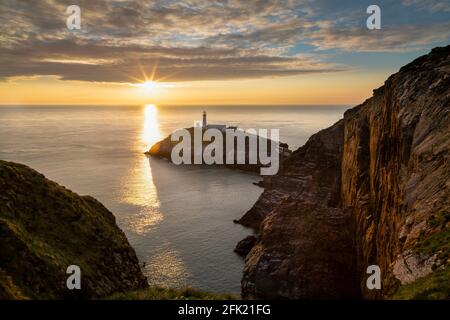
[{"xmin": 147, "ymin": 111, "xmax": 291, "ymax": 174}]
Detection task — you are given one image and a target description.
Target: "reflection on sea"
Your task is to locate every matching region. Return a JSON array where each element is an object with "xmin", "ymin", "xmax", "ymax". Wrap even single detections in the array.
[
  {"xmin": 120, "ymin": 104, "xmax": 163, "ymax": 234},
  {"xmin": 143, "ymin": 247, "xmax": 191, "ymax": 288},
  {"xmin": 120, "ymin": 156, "xmax": 162, "ymax": 234},
  {"xmin": 142, "ymin": 104, "xmax": 161, "ymax": 150}
]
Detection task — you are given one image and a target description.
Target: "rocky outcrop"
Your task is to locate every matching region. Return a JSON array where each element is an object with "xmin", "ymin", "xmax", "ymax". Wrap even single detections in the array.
[
  {"xmin": 234, "ymin": 236, "xmax": 257, "ymax": 256},
  {"xmin": 0, "ymin": 160, "xmax": 148, "ymax": 299},
  {"xmin": 238, "ymin": 46, "xmax": 450, "ymax": 299},
  {"xmin": 147, "ymin": 127, "xmax": 291, "ymax": 174},
  {"xmin": 240, "ymin": 120, "xmax": 360, "ymax": 299}
]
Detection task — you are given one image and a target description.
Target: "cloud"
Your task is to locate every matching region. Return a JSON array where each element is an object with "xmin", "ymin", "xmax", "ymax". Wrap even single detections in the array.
[
  {"xmin": 308, "ymin": 21, "xmax": 450, "ymax": 52},
  {"xmin": 0, "ymin": 0, "xmax": 448, "ymax": 83},
  {"xmin": 402, "ymin": 0, "xmax": 450, "ymax": 13},
  {"xmin": 0, "ymin": 37, "xmax": 342, "ymax": 82},
  {"xmin": 0, "ymin": 0, "xmax": 341, "ymax": 82}
]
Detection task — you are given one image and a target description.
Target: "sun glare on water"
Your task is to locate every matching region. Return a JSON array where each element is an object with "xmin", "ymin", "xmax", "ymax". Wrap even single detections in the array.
[
  {"xmin": 120, "ymin": 104, "xmax": 163, "ymax": 234},
  {"xmin": 142, "ymin": 104, "xmax": 162, "ymax": 150}
]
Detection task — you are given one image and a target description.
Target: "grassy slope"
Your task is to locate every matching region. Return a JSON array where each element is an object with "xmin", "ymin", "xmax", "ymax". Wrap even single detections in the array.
[
  {"xmin": 392, "ymin": 266, "xmax": 450, "ymax": 300},
  {"xmin": 392, "ymin": 211, "xmax": 450, "ymax": 300},
  {"xmin": 0, "ymin": 160, "xmax": 146, "ymax": 299}
]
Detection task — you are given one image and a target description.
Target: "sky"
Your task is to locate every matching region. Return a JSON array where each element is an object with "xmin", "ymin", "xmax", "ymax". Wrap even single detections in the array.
[{"xmin": 0, "ymin": 0, "xmax": 449, "ymax": 105}]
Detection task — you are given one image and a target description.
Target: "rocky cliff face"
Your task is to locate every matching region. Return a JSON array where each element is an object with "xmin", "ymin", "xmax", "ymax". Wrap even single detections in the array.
[
  {"xmin": 238, "ymin": 46, "xmax": 450, "ymax": 299},
  {"xmin": 0, "ymin": 160, "xmax": 148, "ymax": 299}
]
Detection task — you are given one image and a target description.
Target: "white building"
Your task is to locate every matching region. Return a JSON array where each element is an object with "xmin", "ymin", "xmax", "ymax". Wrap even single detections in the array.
[{"xmin": 201, "ymin": 111, "xmax": 226, "ymax": 131}]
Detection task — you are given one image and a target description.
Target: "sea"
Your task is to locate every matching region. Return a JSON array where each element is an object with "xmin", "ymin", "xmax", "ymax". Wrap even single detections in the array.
[{"xmin": 0, "ymin": 104, "xmax": 349, "ymax": 294}]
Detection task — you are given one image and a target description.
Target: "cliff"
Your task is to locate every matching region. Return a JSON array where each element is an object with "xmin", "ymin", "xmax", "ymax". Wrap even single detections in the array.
[
  {"xmin": 238, "ymin": 46, "xmax": 450, "ymax": 299},
  {"xmin": 0, "ymin": 160, "xmax": 148, "ymax": 299}
]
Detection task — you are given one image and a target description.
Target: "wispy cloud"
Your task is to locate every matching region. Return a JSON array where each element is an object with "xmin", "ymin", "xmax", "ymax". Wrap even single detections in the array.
[
  {"xmin": 308, "ymin": 21, "xmax": 450, "ymax": 52},
  {"xmin": 402, "ymin": 0, "xmax": 450, "ymax": 13},
  {"xmin": 0, "ymin": 0, "xmax": 448, "ymax": 83}
]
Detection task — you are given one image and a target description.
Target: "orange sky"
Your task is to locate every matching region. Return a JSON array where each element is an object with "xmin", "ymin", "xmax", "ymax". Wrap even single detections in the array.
[
  {"xmin": 0, "ymin": 70, "xmax": 389, "ymax": 106},
  {"xmin": 2, "ymin": 1, "xmax": 448, "ymax": 106}
]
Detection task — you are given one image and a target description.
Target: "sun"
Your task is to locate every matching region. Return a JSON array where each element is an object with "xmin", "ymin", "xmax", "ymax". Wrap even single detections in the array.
[
  {"xmin": 128, "ymin": 64, "xmax": 160, "ymax": 93},
  {"xmin": 139, "ymin": 80, "xmax": 158, "ymax": 92},
  {"xmin": 129, "ymin": 80, "xmax": 161, "ymax": 96}
]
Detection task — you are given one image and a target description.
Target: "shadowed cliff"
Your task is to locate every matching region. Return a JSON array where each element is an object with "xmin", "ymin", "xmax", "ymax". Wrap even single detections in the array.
[
  {"xmin": 237, "ymin": 46, "xmax": 450, "ymax": 299},
  {"xmin": 0, "ymin": 160, "xmax": 148, "ymax": 299}
]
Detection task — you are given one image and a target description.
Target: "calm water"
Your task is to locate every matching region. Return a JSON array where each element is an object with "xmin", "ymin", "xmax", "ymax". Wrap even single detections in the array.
[{"xmin": 0, "ymin": 105, "xmax": 348, "ymax": 294}]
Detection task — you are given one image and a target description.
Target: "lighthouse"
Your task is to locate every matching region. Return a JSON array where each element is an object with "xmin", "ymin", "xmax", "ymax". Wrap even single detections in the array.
[{"xmin": 202, "ymin": 111, "xmax": 207, "ymax": 128}]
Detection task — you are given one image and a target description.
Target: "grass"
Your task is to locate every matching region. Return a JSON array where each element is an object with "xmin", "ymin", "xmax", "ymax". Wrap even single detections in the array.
[
  {"xmin": 0, "ymin": 160, "xmax": 147, "ymax": 299},
  {"xmin": 414, "ymin": 212, "xmax": 450, "ymax": 262},
  {"xmin": 391, "ymin": 265, "xmax": 450, "ymax": 300},
  {"xmin": 107, "ymin": 286, "xmax": 238, "ymax": 300},
  {"xmin": 395, "ymin": 212, "xmax": 450, "ymax": 300}
]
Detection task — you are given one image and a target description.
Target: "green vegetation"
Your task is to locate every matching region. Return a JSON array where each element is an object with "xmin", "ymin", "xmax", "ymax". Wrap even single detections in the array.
[
  {"xmin": 397, "ymin": 212, "xmax": 450, "ymax": 299},
  {"xmin": 392, "ymin": 266, "xmax": 450, "ymax": 300},
  {"xmin": 416, "ymin": 212, "xmax": 450, "ymax": 261},
  {"xmin": 0, "ymin": 160, "xmax": 146, "ymax": 299},
  {"xmin": 108, "ymin": 286, "xmax": 238, "ymax": 300},
  {"xmin": 427, "ymin": 212, "xmax": 450, "ymax": 229},
  {"xmin": 416, "ymin": 228, "xmax": 450, "ymax": 262}
]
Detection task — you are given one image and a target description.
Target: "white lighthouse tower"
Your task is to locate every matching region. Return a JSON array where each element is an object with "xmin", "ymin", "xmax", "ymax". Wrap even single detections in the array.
[{"xmin": 202, "ymin": 111, "xmax": 207, "ymax": 128}]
